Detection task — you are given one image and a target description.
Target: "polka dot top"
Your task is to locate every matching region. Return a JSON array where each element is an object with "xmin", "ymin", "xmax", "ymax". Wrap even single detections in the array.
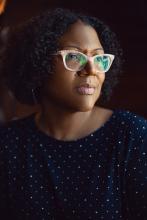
[{"xmin": 0, "ymin": 109, "xmax": 147, "ymax": 220}]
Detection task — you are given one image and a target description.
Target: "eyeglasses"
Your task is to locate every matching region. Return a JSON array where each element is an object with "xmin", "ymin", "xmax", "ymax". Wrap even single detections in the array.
[{"xmin": 52, "ymin": 50, "xmax": 115, "ymax": 72}]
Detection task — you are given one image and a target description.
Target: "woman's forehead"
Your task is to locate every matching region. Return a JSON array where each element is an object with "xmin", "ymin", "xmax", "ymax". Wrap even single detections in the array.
[{"xmin": 59, "ymin": 21, "xmax": 103, "ymax": 51}]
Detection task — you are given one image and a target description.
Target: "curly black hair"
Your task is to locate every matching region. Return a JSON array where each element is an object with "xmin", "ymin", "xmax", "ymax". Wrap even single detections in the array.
[{"xmin": 1, "ymin": 7, "xmax": 123, "ymax": 105}]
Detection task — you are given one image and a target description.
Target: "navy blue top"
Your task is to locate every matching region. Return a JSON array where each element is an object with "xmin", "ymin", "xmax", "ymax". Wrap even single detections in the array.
[{"xmin": 0, "ymin": 109, "xmax": 147, "ymax": 220}]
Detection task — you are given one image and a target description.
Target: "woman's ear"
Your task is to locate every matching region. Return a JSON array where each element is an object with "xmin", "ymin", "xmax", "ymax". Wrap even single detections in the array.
[{"xmin": 0, "ymin": 0, "xmax": 7, "ymax": 15}]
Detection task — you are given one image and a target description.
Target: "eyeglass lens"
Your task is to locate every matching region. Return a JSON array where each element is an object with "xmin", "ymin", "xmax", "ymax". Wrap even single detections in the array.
[{"xmin": 65, "ymin": 52, "xmax": 111, "ymax": 72}]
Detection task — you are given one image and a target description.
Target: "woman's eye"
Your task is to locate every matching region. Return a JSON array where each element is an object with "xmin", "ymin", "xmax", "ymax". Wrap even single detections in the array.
[{"xmin": 67, "ymin": 53, "xmax": 79, "ymax": 60}]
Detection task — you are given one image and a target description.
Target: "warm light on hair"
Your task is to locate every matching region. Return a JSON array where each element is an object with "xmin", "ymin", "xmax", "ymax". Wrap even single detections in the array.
[{"xmin": 0, "ymin": 0, "xmax": 6, "ymax": 14}]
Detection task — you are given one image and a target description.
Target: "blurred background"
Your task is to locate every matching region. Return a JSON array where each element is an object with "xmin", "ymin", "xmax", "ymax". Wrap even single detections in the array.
[{"xmin": 0, "ymin": 0, "xmax": 147, "ymax": 123}]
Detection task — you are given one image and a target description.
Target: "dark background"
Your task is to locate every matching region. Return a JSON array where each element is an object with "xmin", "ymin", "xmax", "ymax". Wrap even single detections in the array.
[{"xmin": 1, "ymin": 0, "xmax": 147, "ymax": 118}]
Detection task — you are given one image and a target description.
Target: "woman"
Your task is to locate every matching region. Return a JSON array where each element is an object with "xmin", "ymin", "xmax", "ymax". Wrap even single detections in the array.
[{"xmin": 0, "ymin": 7, "xmax": 147, "ymax": 220}]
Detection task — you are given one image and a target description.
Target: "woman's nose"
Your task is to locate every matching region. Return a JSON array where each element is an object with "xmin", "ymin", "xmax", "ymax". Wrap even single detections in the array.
[{"xmin": 78, "ymin": 60, "xmax": 97, "ymax": 76}]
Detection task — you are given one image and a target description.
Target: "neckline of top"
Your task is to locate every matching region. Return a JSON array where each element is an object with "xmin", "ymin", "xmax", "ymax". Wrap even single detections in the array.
[{"xmin": 29, "ymin": 108, "xmax": 125, "ymax": 144}]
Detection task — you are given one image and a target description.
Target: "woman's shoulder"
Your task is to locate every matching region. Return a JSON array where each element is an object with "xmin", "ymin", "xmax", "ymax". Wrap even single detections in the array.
[
  {"xmin": 110, "ymin": 108, "xmax": 147, "ymax": 140},
  {"xmin": 0, "ymin": 114, "xmax": 35, "ymax": 142},
  {"xmin": 96, "ymin": 106, "xmax": 147, "ymax": 129},
  {"xmin": 100, "ymin": 108, "xmax": 147, "ymax": 157},
  {"xmin": 96, "ymin": 107, "xmax": 147, "ymax": 138},
  {"xmin": 113, "ymin": 108, "xmax": 147, "ymax": 126}
]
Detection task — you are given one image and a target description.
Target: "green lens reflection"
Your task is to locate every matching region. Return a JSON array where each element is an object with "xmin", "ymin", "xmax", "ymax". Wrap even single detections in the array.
[
  {"xmin": 79, "ymin": 54, "xmax": 87, "ymax": 66},
  {"xmin": 94, "ymin": 56, "xmax": 110, "ymax": 71}
]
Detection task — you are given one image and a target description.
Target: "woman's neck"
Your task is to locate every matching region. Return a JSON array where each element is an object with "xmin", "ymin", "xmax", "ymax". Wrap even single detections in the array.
[
  {"xmin": 35, "ymin": 100, "xmax": 112, "ymax": 141},
  {"xmin": 35, "ymin": 103, "xmax": 97, "ymax": 141}
]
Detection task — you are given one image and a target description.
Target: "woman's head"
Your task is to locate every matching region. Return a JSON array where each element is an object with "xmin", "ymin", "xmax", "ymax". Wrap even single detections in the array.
[
  {"xmin": 1, "ymin": 7, "xmax": 123, "ymax": 109},
  {"xmin": 43, "ymin": 20, "xmax": 107, "ymax": 112}
]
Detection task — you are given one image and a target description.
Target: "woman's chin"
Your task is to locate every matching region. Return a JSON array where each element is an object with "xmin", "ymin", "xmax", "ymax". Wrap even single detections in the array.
[
  {"xmin": 73, "ymin": 101, "xmax": 96, "ymax": 112},
  {"xmin": 80, "ymin": 96, "xmax": 99, "ymax": 110}
]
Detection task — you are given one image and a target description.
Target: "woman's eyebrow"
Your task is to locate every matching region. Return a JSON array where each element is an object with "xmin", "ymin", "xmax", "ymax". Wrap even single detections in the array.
[{"xmin": 62, "ymin": 45, "xmax": 103, "ymax": 51}]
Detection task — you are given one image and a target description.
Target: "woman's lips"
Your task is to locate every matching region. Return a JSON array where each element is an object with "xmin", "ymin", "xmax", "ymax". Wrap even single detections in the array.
[{"xmin": 76, "ymin": 86, "xmax": 95, "ymax": 95}]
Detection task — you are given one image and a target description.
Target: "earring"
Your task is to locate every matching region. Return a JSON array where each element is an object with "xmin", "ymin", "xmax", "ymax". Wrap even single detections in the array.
[{"xmin": 32, "ymin": 88, "xmax": 38, "ymax": 104}]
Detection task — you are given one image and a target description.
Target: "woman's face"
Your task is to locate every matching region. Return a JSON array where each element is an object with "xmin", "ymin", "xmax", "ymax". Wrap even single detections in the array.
[{"xmin": 43, "ymin": 21, "xmax": 105, "ymax": 112}]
